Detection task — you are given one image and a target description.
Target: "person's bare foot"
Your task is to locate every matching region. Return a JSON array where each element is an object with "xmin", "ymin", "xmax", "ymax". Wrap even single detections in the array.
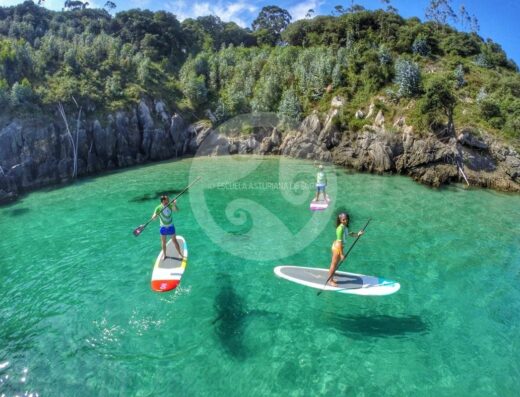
[{"xmin": 328, "ymin": 279, "xmax": 338, "ymax": 287}]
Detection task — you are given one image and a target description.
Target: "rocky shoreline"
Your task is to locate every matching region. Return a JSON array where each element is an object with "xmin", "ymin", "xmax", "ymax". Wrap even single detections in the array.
[{"xmin": 1, "ymin": 98, "xmax": 519, "ymax": 205}]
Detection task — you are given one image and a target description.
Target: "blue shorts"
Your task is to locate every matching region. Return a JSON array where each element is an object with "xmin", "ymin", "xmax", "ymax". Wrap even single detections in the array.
[
  {"xmin": 160, "ymin": 225, "xmax": 176, "ymax": 236},
  {"xmin": 316, "ymin": 184, "xmax": 326, "ymax": 192}
]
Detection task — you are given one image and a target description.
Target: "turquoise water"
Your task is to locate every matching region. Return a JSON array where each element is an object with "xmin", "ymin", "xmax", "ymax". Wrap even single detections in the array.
[{"xmin": 1, "ymin": 156, "xmax": 519, "ymax": 397}]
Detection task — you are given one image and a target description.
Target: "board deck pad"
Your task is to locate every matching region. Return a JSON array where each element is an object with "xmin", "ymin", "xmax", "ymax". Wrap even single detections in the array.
[
  {"xmin": 274, "ymin": 266, "xmax": 400, "ymax": 296},
  {"xmin": 151, "ymin": 236, "xmax": 188, "ymax": 292},
  {"xmin": 310, "ymin": 194, "xmax": 330, "ymax": 211}
]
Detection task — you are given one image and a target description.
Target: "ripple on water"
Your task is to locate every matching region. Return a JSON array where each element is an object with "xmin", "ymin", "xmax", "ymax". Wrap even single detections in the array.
[{"xmin": 0, "ymin": 156, "xmax": 519, "ymax": 396}]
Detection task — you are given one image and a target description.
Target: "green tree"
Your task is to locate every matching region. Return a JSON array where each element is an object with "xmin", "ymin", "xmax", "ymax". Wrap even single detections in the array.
[
  {"xmin": 252, "ymin": 6, "xmax": 292, "ymax": 46},
  {"xmin": 333, "ymin": 5, "xmax": 346, "ymax": 16},
  {"xmin": 347, "ymin": 4, "xmax": 366, "ymax": 13},
  {"xmin": 441, "ymin": 31, "xmax": 480, "ymax": 56},
  {"xmin": 0, "ymin": 78, "xmax": 10, "ymax": 108},
  {"xmin": 394, "ymin": 58, "xmax": 421, "ymax": 97},
  {"xmin": 104, "ymin": 1, "xmax": 116, "ymax": 11},
  {"xmin": 412, "ymin": 34, "xmax": 430, "ymax": 56},
  {"xmin": 112, "ymin": 9, "xmax": 184, "ymax": 65},
  {"xmin": 182, "ymin": 73, "xmax": 208, "ymax": 107},
  {"xmin": 179, "ymin": 57, "xmax": 208, "ymax": 107},
  {"xmin": 295, "ymin": 47, "xmax": 334, "ymax": 100},
  {"xmin": 64, "ymin": 1, "xmax": 89, "ymax": 11},
  {"xmin": 453, "ymin": 64, "xmax": 465, "ymax": 88},
  {"xmin": 10, "ymin": 78, "xmax": 34, "ymax": 107},
  {"xmin": 479, "ymin": 100, "xmax": 501, "ymax": 120},
  {"xmin": 278, "ymin": 87, "xmax": 301, "ymax": 124},
  {"xmin": 378, "ymin": 45, "xmax": 392, "ymax": 65},
  {"xmin": 420, "ymin": 76, "xmax": 457, "ymax": 134}
]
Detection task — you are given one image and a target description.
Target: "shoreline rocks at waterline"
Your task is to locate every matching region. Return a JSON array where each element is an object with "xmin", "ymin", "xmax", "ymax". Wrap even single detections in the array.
[{"xmin": 1, "ymin": 99, "xmax": 519, "ymax": 204}]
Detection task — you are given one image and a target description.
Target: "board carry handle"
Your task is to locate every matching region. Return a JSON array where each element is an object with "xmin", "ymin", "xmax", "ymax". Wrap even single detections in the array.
[
  {"xmin": 133, "ymin": 176, "xmax": 202, "ymax": 237},
  {"xmin": 317, "ymin": 218, "xmax": 371, "ymax": 296}
]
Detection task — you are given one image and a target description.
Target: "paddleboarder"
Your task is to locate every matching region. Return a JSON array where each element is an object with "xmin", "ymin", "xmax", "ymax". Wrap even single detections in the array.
[
  {"xmin": 328, "ymin": 213, "xmax": 364, "ymax": 287},
  {"xmin": 152, "ymin": 195, "xmax": 184, "ymax": 260},
  {"xmin": 314, "ymin": 164, "xmax": 327, "ymax": 202}
]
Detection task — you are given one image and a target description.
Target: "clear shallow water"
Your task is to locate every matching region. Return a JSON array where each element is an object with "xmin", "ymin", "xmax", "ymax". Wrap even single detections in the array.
[{"xmin": 0, "ymin": 156, "xmax": 519, "ymax": 397}]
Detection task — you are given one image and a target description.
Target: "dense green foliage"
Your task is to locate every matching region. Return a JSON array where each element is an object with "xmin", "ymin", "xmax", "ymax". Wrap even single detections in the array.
[
  {"xmin": 0, "ymin": 1, "xmax": 519, "ymax": 140},
  {"xmin": 252, "ymin": 5, "xmax": 292, "ymax": 46},
  {"xmin": 0, "ymin": 1, "xmax": 256, "ymax": 111},
  {"xmin": 419, "ymin": 75, "xmax": 457, "ymax": 134}
]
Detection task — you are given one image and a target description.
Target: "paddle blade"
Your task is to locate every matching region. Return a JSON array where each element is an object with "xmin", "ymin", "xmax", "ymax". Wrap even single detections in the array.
[{"xmin": 133, "ymin": 225, "xmax": 145, "ymax": 236}]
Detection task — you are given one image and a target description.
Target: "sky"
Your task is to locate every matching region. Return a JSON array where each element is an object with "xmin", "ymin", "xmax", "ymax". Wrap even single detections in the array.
[{"xmin": 0, "ymin": 0, "xmax": 519, "ymax": 66}]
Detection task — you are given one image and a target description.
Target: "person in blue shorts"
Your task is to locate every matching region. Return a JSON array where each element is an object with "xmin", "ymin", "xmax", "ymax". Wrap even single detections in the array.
[
  {"xmin": 152, "ymin": 195, "xmax": 183, "ymax": 260},
  {"xmin": 314, "ymin": 164, "xmax": 328, "ymax": 202}
]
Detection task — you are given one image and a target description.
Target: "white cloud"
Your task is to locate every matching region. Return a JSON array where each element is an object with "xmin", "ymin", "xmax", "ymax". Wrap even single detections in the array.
[
  {"xmin": 0, "ymin": 0, "xmax": 103, "ymax": 11},
  {"xmin": 165, "ymin": 0, "xmax": 258, "ymax": 27},
  {"xmin": 288, "ymin": 0, "xmax": 324, "ymax": 21},
  {"xmin": 129, "ymin": 0, "xmax": 151, "ymax": 9},
  {"xmin": 43, "ymin": 0, "xmax": 64, "ymax": 10},
  {"xmin": 1, "ymin": 0, "xmax": 257, "ymax": 25},
  {"xmin": 88, "ymin": 0, "xmax": 102, "ymax": 9},
  {"xmin": 0, "ymin": 0, "xmax": 23, "ymax": 6}
]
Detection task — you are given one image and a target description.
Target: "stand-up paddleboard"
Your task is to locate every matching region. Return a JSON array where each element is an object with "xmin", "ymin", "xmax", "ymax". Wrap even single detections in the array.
[
  {"xmin": 151, "ymin": 236, "xmax": 188, "ymax": 292},
  {"xmin": 310, "ymin": 195, "xmax": 330, "ymax": 211},
  {"xmin": 274, "ymin": 266, "xmax": 400, "ymax": 296}
]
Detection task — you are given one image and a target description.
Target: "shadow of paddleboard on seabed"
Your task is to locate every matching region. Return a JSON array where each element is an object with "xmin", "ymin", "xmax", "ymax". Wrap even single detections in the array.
[
  {"xmin": 322, "ymin": 313, "xmax": 430, "ymax": 339},
  {"xmin": 2, "ymin": 207, "xmax": 30, "ymax": 216},
  {"xmin": 129, "ymin": 189, "xmax": 185, "ymax": 203}
]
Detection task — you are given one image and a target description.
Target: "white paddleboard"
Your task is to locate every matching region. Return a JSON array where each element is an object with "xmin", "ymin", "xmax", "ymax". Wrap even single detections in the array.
[
  {"xmin": 310, "ymin": 194, "xmax": 330, "ymax": 211},
  {"xmin": 151, "ymin": 236, "xmax": 188, "ymax": 292},
  {"xmin": 274, "ymin": 265, "xmax": 400, "ymax": 296}
]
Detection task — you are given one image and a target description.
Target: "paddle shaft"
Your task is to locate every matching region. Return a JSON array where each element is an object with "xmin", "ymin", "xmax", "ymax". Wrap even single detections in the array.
[
  {"xmin": 133, "ymin": 176, "xmax": 201, "ymax": 236},
  {"xmin": 317, "ymin": 218, "xmax": 371, "ymax": 295}
]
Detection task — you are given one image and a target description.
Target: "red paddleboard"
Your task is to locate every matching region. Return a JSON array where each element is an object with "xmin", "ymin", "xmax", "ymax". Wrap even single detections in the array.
[{"xmin": 150, "ymin": 236, "xmax": 188, "ymax": 292}]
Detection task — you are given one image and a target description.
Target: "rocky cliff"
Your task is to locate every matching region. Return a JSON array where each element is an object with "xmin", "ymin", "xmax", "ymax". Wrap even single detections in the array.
[{"xmin": 1, "ymin": 98, "xmax": 519, "ymax": 204}]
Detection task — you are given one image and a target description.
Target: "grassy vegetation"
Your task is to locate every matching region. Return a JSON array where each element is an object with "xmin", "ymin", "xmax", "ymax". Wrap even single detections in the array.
[{"xmin": 0, "ymin": 2, "xmax": 518, "ymax": 145}]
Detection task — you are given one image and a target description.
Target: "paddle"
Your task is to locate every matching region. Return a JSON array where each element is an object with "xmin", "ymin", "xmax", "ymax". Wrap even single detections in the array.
[
  {"xmin": 317, "ymin": 218, "xmax": 371, "ymax": 296},
  {"xmin": 133, "ymin": 176, "xmax": 202, "ymax": 237}
]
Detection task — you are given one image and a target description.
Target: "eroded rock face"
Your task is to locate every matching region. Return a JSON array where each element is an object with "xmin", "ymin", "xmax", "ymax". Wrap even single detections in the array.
[
  {"xmin": 1, "ymin": 102, "xmax": 520, "ymax": 205},
  {"xmin": 458, "ymin": 130, "xmax": 488, "ymax": 150},
  {"xmin": 332, "ymin": 129, "xmax": 402, "ymax": 173},
  {"xmin": 278, "ymin": 112, "xmax": 332, "ymax": 161},
  {"xmin": 0, "ymin": 100, "xmax": 191, "ymax": 204},
  {"xmin": 170, "ymin": 113, "xmax": 188, "ymax": 156},
  {"xmin": 259, "ymin": 128, "xmax": 282, "ymax": 155}
]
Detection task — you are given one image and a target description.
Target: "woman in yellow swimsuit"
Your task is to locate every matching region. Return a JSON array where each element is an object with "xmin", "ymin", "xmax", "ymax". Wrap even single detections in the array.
[{"xmin": 328, "ymin": 212, "xmax": 364, "ymax": 286}]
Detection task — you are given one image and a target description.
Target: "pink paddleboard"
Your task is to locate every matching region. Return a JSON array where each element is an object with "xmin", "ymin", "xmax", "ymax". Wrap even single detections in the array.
[{"xmin": 310, "ymin": 195, "xmax": 330, "ymax": 211}]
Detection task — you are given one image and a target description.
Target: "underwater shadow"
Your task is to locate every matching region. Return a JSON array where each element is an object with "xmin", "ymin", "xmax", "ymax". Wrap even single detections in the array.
[
  {"xmin": 2, "ymin": 207, "xmax": 30, "ymax": 216},
  {"xmin": 221, "ymin": 227, "xmax": 251, "ymax": 241},
  {"xmin": 324, "ymin": 313, "xmax": 429, "ymax": 339},
  {"xmin": 212, "ymin": 273, "xmax": 272, "ymax": 360},
  {"xmin": 129, "ymin": 188, "xmax": 185, "ymax": 203}
]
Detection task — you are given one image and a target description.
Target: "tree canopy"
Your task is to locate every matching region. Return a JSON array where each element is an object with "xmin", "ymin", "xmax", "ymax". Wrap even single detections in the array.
[
  {"xmin": 252, "ymin": 6, "xmax": 292, "ymax": 46},
  {"xmin": 0, "ymin": 1, "xmax": 518, "ymax": 139}
]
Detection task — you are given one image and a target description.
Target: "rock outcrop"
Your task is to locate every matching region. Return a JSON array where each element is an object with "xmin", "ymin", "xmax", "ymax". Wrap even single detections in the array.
[
  {"xmin": 1, "ymin": 98, "xmax": 519, "ymax": 204},
  {"xmin": 0, "ymin": 99, "xmax": 190, "ymax": 203}
]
